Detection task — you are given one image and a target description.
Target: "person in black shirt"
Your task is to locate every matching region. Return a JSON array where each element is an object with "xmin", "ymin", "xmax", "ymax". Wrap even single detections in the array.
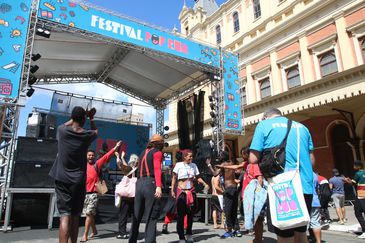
[{"xmin": 49, "ymin": 106, "xmax": 98, "ymax": 243}]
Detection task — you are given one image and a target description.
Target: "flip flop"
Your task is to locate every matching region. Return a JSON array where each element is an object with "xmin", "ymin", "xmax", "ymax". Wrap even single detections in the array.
[
  {"xmin": 89, "ymin": 232, "xmax": 98, "ymax": 239},
  {"xmin": 80, "ymin": 239, "xmax": 88, "ymax": 242}
]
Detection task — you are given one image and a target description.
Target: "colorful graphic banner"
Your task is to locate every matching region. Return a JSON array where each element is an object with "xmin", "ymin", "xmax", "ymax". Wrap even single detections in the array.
[
  {"xmin": 222, "ymin": 51, "xmax": 242, "ymax": 133},
  {"xmin": 37, "ymin": 0, "xmax": 220, "ymax": 68},
  {"xmin": 0, "ymin": 0, "xmax": 32, "ymax": 98}
]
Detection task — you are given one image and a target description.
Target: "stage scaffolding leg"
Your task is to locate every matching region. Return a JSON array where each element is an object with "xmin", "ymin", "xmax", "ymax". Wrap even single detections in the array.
[
  {"xmin": 0, "ymin": 105, "xmax": 20, "ymax": 222},
  {"xmin": 155, "ymin": 104, "xmax": 165, "ymax": 136}
]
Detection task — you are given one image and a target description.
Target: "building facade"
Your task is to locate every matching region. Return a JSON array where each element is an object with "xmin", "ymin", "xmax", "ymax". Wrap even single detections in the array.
[{"xmin": 166, "ymin": 0, "xmax": 365, "ymax": 178}]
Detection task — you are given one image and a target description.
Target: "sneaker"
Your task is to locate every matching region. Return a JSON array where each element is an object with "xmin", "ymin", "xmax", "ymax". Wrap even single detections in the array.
[
  {"xmin": 116, "ymin": 234, "xmax": 129, "ymax": 239},
  {"xmin": 162, "ymin": 224, "xmax": 169, "ymax": 234},
  {"xmin": 220, "ymin": 232, "xmax": 233, "ymax": 239},
  {"xmin": 186, "ymin": 235, "xmax": 194, "ymax": 242},
  {"xmin": 339, "ymin": 220, "xmax": 344, "ymax": 225},
  {"xmin": 344, "ymin": 218, "xmax": 348, "ymax": 223},
  {"xmin": 358, "ymin": 233, "xmax": 365, "ymax": 239},
  {"xmin": 233, "ymin": 230, "xmax": 242, "ymax": 237}
]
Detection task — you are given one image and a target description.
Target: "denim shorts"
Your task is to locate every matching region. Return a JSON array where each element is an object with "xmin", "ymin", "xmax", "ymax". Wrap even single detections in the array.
[{"xmin": 310, "ymin": 207, "xmax": 321, "ymax": 229}]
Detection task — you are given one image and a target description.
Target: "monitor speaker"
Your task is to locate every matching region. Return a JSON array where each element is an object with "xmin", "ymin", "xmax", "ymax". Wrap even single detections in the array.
[
  {"xmin": 11, "ymin": 161, "xmax": 54, "ymax": 188},
  {"xmin": 16, "ymin": 137, "xmax": 57, "ymax": 163}
]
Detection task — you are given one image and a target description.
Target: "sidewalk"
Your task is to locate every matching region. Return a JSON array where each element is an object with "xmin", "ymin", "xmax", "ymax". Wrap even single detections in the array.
[{"xmin": 325, "ymin": 204, "xmax": 362, "ymax": 233}]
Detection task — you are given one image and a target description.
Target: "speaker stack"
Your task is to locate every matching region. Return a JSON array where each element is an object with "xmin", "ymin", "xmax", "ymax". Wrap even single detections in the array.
[
  {"xmin": 11, "ymin": 137, "xmax": 57, "ymax": 188},
  {"xmin": 26, "ymin": 111, "xmax": 56, "ymax": 139}
]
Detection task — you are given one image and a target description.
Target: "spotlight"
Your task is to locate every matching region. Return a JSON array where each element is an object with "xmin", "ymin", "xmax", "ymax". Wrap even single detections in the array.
[
  {"xmin": 26, "ymin": 88, "xmax": 35, "ymax": 97},
  {"xmin": 163, "ymin": 134, "xmax": 169, "ymax": 139},
  {"xmin": 209, "ymin": 72, "xmax": 221, "ymax": 81},
  {"xmin": 28, "ymin": 76, "xmax": 37, "ymax": 85},
  {"xmin": 209, "ymin": 102, "xmax": 215, "ymax": 110},
  {"xmin": 36, "ymin": 28, "xmax": 51, "ymax": 38},
  {"xmin": 164, "ymin": 142, "xmax": 169, "ymax": 147},
  {"xmin": 30, "ymin": 65, "xmax": 39, "ymax": 73},
  {"xmin": 210, "ymin": 111, "xmax": 216, "ymax": 118},
  {"xmin": 31, "ymin": 53, "xmax": 42, "ymax": 61},
  {"xmin": 208, "ymin": 95, "xmax": 214, "ymax": 102},
  {"xmin": 164, "ymin": 126, "xmax": 169, "ymax": 131}
]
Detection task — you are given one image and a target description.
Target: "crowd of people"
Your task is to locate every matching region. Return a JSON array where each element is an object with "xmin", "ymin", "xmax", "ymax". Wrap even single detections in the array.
[{"xmin": 49, "ymin": 106, "xmax": 365, "ymax": 243}]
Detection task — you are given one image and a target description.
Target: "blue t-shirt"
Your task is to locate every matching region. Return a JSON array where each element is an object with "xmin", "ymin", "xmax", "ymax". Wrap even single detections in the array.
[
  {"xmin": 250, "ymin": 116, "xmax": 314, "ymax": 194},
  {"xmin": 312, "ymin": 173, "xmax": 320, "ymax": 207},
  {"xmin": 329, "ymin": 176, "xmax": 345, "ymax": 195}
]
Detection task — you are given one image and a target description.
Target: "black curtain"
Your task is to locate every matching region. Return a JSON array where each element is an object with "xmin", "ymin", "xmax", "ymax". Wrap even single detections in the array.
[
  {"xmin": 193, "ymin": 91, "xmax": 205, "ymax": 155},
  {"xmin": 177, "ymin": 100, "xmax": 191, "ymax": 150},
  {"xmin": 177, "ymin": 91, "xmax": 205, "ymax": 152}
]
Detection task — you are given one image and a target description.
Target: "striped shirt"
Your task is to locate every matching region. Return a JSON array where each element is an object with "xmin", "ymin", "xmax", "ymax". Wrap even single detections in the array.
[{"xmin": 354, "ymin": 170, "xmax": 365, "ymax": 198}]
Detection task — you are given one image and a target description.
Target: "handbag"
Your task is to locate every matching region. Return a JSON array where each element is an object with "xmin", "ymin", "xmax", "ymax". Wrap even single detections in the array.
[
  {"xmin": 267, "ymin": 123, "xmax": 310, "ymax": 230},
  {"xmin": 115, "ymin": 175, "xmax": 137, "ymax": 198},
  {"xmin": 94, "ymin": 163, "xmax": 108, "ymax": 195},
  {"xmin": 259, "ymin": 119, "xmax": 292, "ymax": 178}
]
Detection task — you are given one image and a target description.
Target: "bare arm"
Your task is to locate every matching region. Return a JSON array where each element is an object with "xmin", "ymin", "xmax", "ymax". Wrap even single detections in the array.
[
  {"xmin": 216, "ymin": 162, "xmax": 245, "ymax": 170},
  {"xmin": 213, "ymin": 177, "xmax": 224, "ymax": 194},
  {"xmin": 120, "ymin": 151, "xmax": 128, "ymax": 166},
  {"xmin": 310, "ymin": 152, "xmax": 315, "ymax": 166},
  {"xmin": 64, "ymin": 119, "xmax": 73, "ymax": 126},
  {"xmin": 197, "ymin": 177, "xmax": 209, "ymax": 189},
  {"xmin": 205, "ymin": 158, "xmax": 216, "ymax": 174},
  {"xmin": 171, "ymin": 173, "xmax": 177, "ymax": 198}
]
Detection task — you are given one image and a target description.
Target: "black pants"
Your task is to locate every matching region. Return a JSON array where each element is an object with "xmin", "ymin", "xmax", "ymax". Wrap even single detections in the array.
[
  {"xmin": 320, "ymin": 195, "xmax": 331, "ymax": 221},
  {"xmin": 129, "ymin": 177, "xmax": 161, "ymax": 243},
  {"xmin": 118, "ymin": 198, "xmax": 134, "ymax": 235},
  {"xmin": 354, "ymin": 198, "xmax": 365, "ymax": 232},
  {"xmin": 176, "ymin": 192, "xmax": 196, "ymax": 240},
  {"xmin": 223, "ymin": 186, "xmax": 239, "ymax": 230}
]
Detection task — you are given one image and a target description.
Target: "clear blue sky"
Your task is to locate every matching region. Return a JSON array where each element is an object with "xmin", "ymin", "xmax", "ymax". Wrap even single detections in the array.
[{"xmin": 18, "ymin": 0, "xmax": 227, "ymax": 136}]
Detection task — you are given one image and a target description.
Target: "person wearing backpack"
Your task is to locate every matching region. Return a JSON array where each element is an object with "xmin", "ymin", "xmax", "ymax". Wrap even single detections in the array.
[
  {"xmin": 249, "ymin": 108, "xmax": 315, "ymax": 243},
  {"xmin": 317, "ymin": 174, "xmax": 331, "ymax": 224}
]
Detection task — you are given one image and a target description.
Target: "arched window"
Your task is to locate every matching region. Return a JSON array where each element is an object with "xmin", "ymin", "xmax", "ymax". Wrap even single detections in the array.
[
  {"xmin": 233, "ymin": 12, "xmax": 240, "ymax": 33},
  {"xmin": 319, "ymin": 50, "xmax": 338, "ymax": 77},
  {"xmin": 216, "ymin": 25, "xmax": 221, "ymax": 44},
  {"xmin": 253, "ymin": 0, "xmax": 261, "ymax": 19},
  {"xmin": 286, "ymin": 65, "xmax": 301, "ymax": 89}
]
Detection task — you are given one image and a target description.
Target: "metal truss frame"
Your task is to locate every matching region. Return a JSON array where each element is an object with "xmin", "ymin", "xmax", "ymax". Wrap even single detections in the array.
[
  {"xmin": 155, "ymin": 103, "xmax": 166, "ymax": 136},
  {"xmin": 0, "ymin": 0, "xmax": 39, "ymax": 221},
  {"xmin": 210, "ymin": 76, "xmax": 225, "ymax": 154},
  {"xmin": 36, "ymin": 74, "xmax": 97, "ymax": 85},
  {"xmin": 97, "ymin": 48, "xmax": 130, "ymax": 83}
]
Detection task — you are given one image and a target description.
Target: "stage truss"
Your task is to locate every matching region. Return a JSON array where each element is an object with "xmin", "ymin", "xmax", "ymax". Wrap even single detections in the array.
[{"xmin": 0, "ymin": 0, "xmax": 227, "ymax": 222}]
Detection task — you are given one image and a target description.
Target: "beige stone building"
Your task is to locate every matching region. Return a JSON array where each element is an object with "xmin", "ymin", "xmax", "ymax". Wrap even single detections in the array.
[{"xmin": 166, "ymin": 0, "xmax": 365, "ymax": 178}]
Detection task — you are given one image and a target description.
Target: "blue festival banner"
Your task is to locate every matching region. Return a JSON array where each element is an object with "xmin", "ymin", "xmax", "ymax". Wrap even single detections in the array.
[
  {"xmin": 0, "ymin": 0, "xmax": 32, "ymax": 99},
  {"xmin": 37, "ymin": 0, "xmax": 220, "ymax": 68},
  {"xmin": 222, "ymin": 51, "xmax": 242, "ymax": 133}
]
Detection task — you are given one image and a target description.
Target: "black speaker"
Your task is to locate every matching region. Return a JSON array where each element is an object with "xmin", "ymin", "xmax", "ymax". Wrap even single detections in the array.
[
  {"xmin": 11, "ymin": 161, "xmax": 54, "ymax": 188},
  {"xmin": 16, "ymin": 137, "xmax": 57, "ymax": 163},
  {"xmin": 11, "ymin": 193, "xmax": 50, "ymax": 226}
]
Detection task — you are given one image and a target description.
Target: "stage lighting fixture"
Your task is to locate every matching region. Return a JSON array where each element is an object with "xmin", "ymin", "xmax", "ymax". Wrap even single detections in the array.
[
  {"xmin": 30, "ymin": 65, "xmax": 39, "ymax": 73},
  {"xmin": 164, "ymin": 142, "xmax": 169, "ymax": 147},
  {"xmin": 163, "ymin": 134, "xmax": 169, "ymax": 139},
  {"xmin": 209, "ymin": 72, "xmax": 221, "ymax": 81},
  {"xmin": 28, "ymin": 76, "xmax": 37, "ymax": 85},
  {"xmin": 208, "ymin": 95, "xmax": 214, "ymax": 102},
  {"xmin": 31, "ymin": 53, "xmax": 42, "ymax": 61},
  {"xmin": 210, "ymin": 111, "xmax": 216, "ymax": 118},
  {"xmin": 209, "ymin": 102, "xmax": 215, "ymax": 110},
  {"xmin": 36, "ymin": 28, "xmax": 51, "ymax": 38},
  {"xmin": 164, "ymin": 125, "xmax": 169, "ymax": 131},
  {"xmin": 26, "ymin": 88, "xmax": 35, "ymax": 97}
]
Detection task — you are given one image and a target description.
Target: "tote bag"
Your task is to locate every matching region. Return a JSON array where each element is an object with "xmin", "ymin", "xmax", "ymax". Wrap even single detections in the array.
[
  {"xmin": 267, "ymin": 124, "xmax": 310, "ymax": 230},
  {"xmin": 116, "ymin": 176, "xmax": 137, "ymax": 198}
]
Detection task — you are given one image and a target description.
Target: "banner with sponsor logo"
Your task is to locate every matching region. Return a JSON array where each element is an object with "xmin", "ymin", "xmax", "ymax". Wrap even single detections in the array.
[
  {"xmin": 0, "ymin": 0, "xmax": 32, "ymax": 99},
  {"xmin": 222, "ymin": 51, "xmax": 242, "ymax": 134},
  {"xmin": 37, "ymin": 0, "xmax": 220, "ymax": 68}
]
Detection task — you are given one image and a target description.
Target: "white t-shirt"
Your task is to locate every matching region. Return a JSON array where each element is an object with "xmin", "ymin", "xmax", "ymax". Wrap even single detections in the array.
[{"xmin": 173, "ymin": 162, "xmax": 200, "ymax": 180}]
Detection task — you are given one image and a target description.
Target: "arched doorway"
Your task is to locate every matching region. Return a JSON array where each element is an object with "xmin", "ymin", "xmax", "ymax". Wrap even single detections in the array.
[{"xmin": 330, "ymin": 123, "xmax": 354, "ymax": 177}]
